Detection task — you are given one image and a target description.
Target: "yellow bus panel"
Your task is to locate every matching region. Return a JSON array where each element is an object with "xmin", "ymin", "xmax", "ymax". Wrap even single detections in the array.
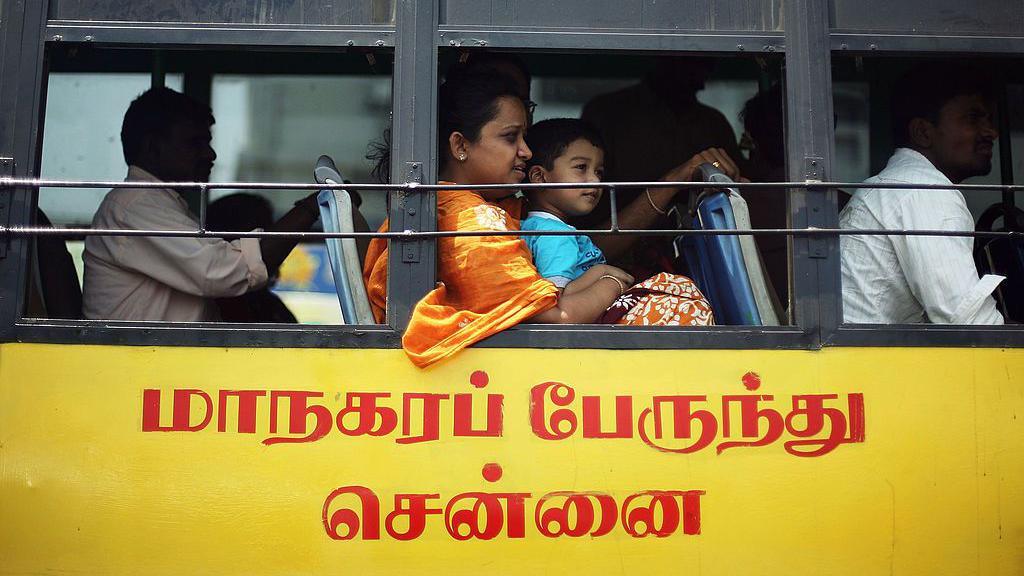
[{"xmin": 1, "ymin": 343, "xmax": 1022, "ymax": 574}]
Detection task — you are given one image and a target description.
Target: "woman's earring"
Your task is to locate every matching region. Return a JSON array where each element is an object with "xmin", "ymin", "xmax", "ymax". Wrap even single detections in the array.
[{"xmin": 458, "ymin": 153, "xmax": 467, "ymax": 161}]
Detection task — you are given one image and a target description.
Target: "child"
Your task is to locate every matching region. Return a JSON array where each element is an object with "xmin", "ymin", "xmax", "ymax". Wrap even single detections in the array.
[{"xmin": 521, "ymin": 119, "xmax": 633, "ymax": 302}]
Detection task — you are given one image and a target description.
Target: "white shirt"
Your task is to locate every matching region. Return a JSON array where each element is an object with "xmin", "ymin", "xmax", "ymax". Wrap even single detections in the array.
[
  {"xmin": 839, "ymin": 148, "xmax": 1004, "ymax": 325},
  {"xmin": 83, "ymin": 166, "xmax": 269, "ymax": 321}
]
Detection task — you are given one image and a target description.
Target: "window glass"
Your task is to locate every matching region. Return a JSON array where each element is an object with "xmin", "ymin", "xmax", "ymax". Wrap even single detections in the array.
[
  {"xmin": 209, "ymin": 75, "xmax": 391, "ymax": 324},
  {"xmin": 441, "ymin": 0, "xmax": 783, "ymax": 31},
  {"xmin": 48, "ymin": 0, "xmax": 396, "ymax": 25},
  {"xmin": 34, "ymin": 69, "xmax": 390, "ymax": 326},
  {"xmin": 831, "ymin": 0, "xmax": 1022, "ymax": 35},
  {"xmin": 832, "ymin": 57, "xmax": 1023, "ymax": 325},
  {"xmin": 437, "ymin": 52, "xmax": 788, "ymax": 327},
  {"xmin": 39, "ymin": 73, "xmax": 184, "ymax": 227}
]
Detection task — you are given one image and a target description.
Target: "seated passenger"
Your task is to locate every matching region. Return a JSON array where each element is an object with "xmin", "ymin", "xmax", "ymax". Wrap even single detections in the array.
[
  {"xmin": 840, "ymin": 63, "xmax": 1004, "ymax": 324},
  {"xmin": 82, "ymin": 87, "xmax": 321, "ymax": 321},
  {"xmin": 579, "ymin": 56, "xmax": 744, "ymax": 276},
  {"xmin": 522, "ymin": 119, "xmax": 632, "ymax": 303},
  {"xmin": 26, "ymin": 208, "xmax": 82, "ymax": 319},
  {"xmin": 363, "ymin": 73, "xmax": 716, "ymax": 368},
  {"xmin": 522, "ymin": 118, "xmax": 713, "ymax": 325},
  {"xmin": 206, "ymin": 194, "xmax": 297, "ymax": 324}
]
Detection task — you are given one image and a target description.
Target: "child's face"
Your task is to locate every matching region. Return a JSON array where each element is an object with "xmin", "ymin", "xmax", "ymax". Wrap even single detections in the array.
[{"xmin": 528, "ymin": 139, "xmax": 605, "ymax": 220}]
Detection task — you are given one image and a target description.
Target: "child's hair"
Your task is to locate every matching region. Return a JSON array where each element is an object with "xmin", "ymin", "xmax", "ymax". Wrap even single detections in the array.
[{"xmin": 525, "ymin": 118, "xmax": 605, "ymax": 171}]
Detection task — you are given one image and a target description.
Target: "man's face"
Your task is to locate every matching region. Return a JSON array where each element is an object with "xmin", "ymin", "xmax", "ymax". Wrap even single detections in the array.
[
  {"xmin": 152, "ymin": 118, "xmax": 217, "ymax": 183},
  {"xmin": 924, "ymin": 93, "xmax": 997, "ymax": 183}
]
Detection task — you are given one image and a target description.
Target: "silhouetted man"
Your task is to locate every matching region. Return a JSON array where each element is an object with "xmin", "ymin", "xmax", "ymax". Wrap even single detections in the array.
[{"xmin": 83, "ymin": 87, "xmax": 320, "ymax": 321}]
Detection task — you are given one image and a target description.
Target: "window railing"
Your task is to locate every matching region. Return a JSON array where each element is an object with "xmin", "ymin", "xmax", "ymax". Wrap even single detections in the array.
[{"xmin": 3, "ymin": 177, "xmax": 1022, "ymax": 242}]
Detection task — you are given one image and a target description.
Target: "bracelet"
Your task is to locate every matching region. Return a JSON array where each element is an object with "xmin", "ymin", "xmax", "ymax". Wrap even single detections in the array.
[
  {"xmin": 599, "ymin": 274, "xmax": 627, "ymax": 295},
  {"xmin": 645, "ymin": 189, "xmax": 668, "ymax": 215}
]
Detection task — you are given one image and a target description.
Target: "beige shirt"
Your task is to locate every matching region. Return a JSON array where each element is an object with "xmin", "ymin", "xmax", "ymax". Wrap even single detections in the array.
[{"xmin": 82, "ymin": 166, "xmax": 268, "ymax": 321}]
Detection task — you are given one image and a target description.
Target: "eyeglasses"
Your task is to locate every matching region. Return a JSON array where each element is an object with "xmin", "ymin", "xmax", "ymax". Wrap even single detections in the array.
[{"xmin": 525, "ymin": 100, "xmax": 538, "ymax": 116}]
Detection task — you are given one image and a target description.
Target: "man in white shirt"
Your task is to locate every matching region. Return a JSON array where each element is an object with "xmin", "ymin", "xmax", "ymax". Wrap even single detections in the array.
[
  {"xmin": 840, "ymin": 64, "xmax": 1004, "ymax": 324},
  {"xmin": 83, "ymin": 87, "xmax": 320, "ymax": 321}
]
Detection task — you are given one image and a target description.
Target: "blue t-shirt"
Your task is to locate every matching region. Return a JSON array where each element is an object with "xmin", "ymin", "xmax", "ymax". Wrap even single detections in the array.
[{"xmin": 521, "ymin": 211, "xmax": 606, "ymax": 288}]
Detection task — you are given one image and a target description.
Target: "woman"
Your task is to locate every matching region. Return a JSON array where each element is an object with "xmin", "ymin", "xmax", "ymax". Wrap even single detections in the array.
[{"xmin": 364, "ymin": 70, "xmax": 725, "ymax": 368}]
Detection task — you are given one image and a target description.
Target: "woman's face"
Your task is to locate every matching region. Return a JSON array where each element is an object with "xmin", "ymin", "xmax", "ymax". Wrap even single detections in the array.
[{"xmin": 452, "ymin": 96, "xmax": 532, "ymax": 193}]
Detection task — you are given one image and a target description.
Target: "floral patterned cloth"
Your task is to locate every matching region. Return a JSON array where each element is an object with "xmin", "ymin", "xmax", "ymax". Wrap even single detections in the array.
[{"xmin": 597, "ymin": 272, "xmax": 715, "ymax": 326}]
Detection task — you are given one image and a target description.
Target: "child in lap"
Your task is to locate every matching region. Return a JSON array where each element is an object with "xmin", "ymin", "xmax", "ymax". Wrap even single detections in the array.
[{"xmin": 522, "ymin": 118, "xmax": 715, "ymax": 326}]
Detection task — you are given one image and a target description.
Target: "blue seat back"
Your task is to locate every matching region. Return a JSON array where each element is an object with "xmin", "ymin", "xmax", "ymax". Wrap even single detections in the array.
[
  {"xmin": 318, "ymin": 189, "xmax": 358, "ymax": 324},
  {"xmin": 682, "ymin": 191, "xmax": 762, "ymax": 325}
]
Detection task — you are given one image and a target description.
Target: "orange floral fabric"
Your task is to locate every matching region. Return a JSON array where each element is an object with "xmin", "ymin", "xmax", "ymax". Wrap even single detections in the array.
[
  {"xmin": 599, "ymin": 272, "xmax": 715, "ymax": 326},
  {"xmin": 363, "ymin": 189, "xmax": 558, "ymax": 368}
]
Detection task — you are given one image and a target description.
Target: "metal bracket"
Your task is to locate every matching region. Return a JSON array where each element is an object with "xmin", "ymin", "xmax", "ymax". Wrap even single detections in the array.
[
  {"xmin": 804, "ymin": 156, "xmax": 827, "ymax": 259},
  {"xmin": 401, "ymin": 161, "xmax": 423, "ymax": 263},
  {"xmin": 0, "ymin": 157, "xmax": 14, "ymax": 259}
]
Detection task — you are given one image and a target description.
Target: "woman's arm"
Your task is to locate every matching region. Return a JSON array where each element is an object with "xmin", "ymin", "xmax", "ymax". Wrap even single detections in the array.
[{"xmin": 594, "ymin": 148, "xmax": 740, "ymax": 261}]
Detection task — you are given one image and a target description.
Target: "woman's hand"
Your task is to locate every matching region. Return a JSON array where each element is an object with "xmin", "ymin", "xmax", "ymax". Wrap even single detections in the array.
[{"xmin": 661, "ymin": 147, "xmax": 741, "ymax": 184}]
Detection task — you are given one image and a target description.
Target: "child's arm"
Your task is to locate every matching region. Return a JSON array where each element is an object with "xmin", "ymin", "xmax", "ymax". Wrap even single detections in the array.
[
  {"xmin": 529, "ymin": 273, "xmax": 630, "ymax": 324},
  {"xmin": 562, "ymin": 264, "xmax": 630, "ymax": 295},
  {"xmin": 528, "ymin": 265, "xmax": 634, "ymax": 324}
]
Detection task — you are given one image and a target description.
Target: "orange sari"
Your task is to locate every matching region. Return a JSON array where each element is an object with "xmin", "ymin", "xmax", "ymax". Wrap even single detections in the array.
[{"xmin": 363, "ymin": 189, "xmax": 558, "ymax": 368}]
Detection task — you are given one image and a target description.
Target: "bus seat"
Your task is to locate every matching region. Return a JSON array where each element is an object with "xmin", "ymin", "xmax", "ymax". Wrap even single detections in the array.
[
  {"xmin": 679, "ymin": 164, "xmax": 780, "ymax": 326},
  {"xmin": 974, "ymin": 203, "xmax": 1024, "ymax": 322},
  {"xmin": 726, "ymin": 191, "xmax": 782, "ymax": 326},
  {"xmin": 30, "ymin": 209, "xmax": 83, "ymax": 319},
  {"xmin": 314, "ymin": 156, "xmax": 374, "ymax": 325}
]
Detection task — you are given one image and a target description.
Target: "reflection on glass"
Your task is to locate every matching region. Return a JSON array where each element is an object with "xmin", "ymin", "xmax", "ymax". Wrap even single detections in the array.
[
  {"xmin": 49, "ymin": 0, "xmax": 396, "ymax": 25},
  {"xmin": 441, "ymin": 0, "xmax": 782, "ymax": 31}
]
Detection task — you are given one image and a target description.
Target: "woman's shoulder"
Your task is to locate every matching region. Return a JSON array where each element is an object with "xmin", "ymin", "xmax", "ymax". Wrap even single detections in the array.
[{"xmin": 438, "ymin": 190, "xmax": 520, "ymax": 232}]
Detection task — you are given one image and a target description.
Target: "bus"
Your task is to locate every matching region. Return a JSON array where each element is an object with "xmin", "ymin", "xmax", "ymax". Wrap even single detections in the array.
[{"xmin": 1, "ymin": 1, "xmax": 1022, "ymax": 574}]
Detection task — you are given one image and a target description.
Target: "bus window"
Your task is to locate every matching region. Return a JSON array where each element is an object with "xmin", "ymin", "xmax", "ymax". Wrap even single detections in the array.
[
  {"xmin": 32, "ymin": 48, "xmax": 392, "ymax": 325},
  {"xmin": 435, "ymin": 51, "xmax": 789, "ymax": 327},
  {"xmin": 40, "ymin": 73, "xmax": 185, "ymax": 228},
  {"xmin": 832, "ymin": 57, "xmax": 1024, "ymax": 325},
  {"xmin": 208, "ymin": 75, "xmax": 391, "ymax": 324}
]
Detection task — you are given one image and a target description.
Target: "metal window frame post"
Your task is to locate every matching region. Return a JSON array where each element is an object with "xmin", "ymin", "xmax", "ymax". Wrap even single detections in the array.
[
  {"xmin": 388, "ymin": 0, "xmax": 438, "ymax": 331},
  {"xmin": 0, "ymin": 0, "xmax": 48, "ymax": 337},
  {"xmin": 784, "ymin": 0, "xmax": 838, "ymax": 345}
]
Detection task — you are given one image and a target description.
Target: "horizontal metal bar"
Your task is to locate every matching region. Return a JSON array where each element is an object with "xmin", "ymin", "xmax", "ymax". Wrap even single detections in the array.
[
  {"xmin": 3, "ymin": 226, "xmax": 1020, "ymax": 240},
  {"xmin": 46, "ymin": 22, "xmax": 395, "ymax": 48},
  {"xmin": 10, "ymin": 177, "xmax": 1024, "ymax": 192},
  {"xmin": 831, "ymin": 32, "xmax": 1024, "ymax": 54},
  {"xmin": 438, "ymin": 28, "xmax": 784, "ymax": 53}
]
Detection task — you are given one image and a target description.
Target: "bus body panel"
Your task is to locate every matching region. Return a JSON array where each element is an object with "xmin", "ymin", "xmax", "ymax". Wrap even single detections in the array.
[{"xmin": 1, "ymin": 343, "xmax": 1021, "ymax": 574}]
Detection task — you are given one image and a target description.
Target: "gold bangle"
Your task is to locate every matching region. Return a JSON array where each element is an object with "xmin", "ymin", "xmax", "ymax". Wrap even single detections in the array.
[
  {"xmin": 599, "ymin": 274, "xmax": 627, "ymax": 295},
  {"xmin": 645, "ymin": 189, "xmax": 668, "ymax": 215}
]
